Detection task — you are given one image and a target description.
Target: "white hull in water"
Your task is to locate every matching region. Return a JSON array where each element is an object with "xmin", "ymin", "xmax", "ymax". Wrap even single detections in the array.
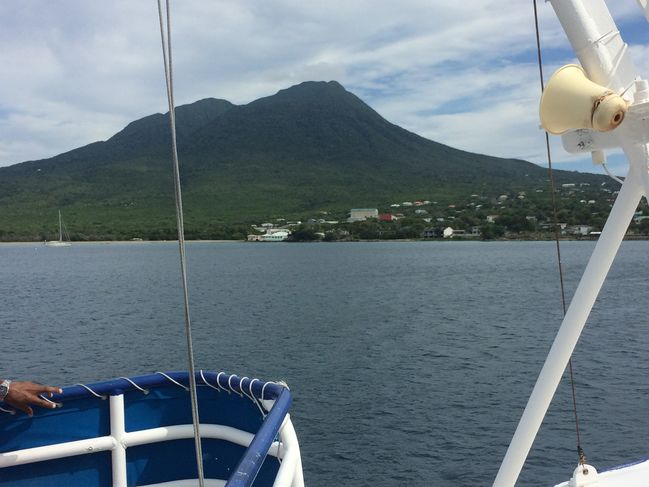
[
  {"xmin": 495, "ymin": 1, "xmax": 649, "ymax": 486},
  {"xmin": 44, "ymin": 240, "xmax": 71, "ymax": 247}
]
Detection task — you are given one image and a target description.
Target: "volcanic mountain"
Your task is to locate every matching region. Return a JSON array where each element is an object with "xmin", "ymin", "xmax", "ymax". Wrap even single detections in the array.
[{"xmin": 0, "ymin": 81, "xmax": 603, "ymax": 240}]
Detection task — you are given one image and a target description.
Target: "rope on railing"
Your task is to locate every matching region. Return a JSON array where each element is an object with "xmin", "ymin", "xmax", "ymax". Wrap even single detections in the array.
[
  {"xmin": 75, "ymin": 383, "xmax": 107, "ymax": 400},
  {"xmin": 118, "ymin": 377, "xmax": 149, "ymax": 394},
  {"xmin": 156, "ymin": 372, "xmax": 190, "ymax": 391}
]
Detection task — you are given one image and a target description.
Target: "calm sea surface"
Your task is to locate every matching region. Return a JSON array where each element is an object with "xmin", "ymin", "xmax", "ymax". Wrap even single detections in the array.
[{"xmin": 1, "ymin": 240, "xmax": 648, "ymax": 486}]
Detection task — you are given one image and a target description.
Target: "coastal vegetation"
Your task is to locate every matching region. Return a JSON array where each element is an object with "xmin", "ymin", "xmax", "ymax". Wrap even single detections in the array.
[{"xmin": 283, "ymin": 180, "xmax": 649, "ymax": 241}]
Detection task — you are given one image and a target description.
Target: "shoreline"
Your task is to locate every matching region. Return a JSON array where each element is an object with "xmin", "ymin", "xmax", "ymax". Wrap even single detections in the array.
[
  {"xmin": 0, "ymin": 240, "xmax": 240, "ymax": 246},
  {"xmin": 2, "ymin": 236, "xmax": 649, "ymax": 245}
]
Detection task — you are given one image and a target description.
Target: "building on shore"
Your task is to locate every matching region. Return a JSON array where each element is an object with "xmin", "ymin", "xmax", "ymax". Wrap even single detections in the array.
[
  {"xmin": 248, "ymin": 228, "xmax": 291, "ymax": 242},
  {"xmin": 348, "ymin": 208, "xmax": 379, "ymax": 222}
]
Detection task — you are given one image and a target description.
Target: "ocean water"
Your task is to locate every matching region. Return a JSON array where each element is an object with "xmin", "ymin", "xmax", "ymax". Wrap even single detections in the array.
[{"xmin": 1, "ymin": 240, "xmax": 648, "ymax": 486}]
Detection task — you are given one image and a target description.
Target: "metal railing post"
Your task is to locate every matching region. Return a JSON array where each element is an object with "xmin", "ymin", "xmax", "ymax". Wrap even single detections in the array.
[{"xmin": 110, "ymin": 395, "xmax": 128, "ymax": 487}]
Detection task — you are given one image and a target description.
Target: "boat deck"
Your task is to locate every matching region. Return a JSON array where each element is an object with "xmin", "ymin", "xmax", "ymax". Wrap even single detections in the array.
[{"xmin": 554, "ymin": 459, "xmax": 649, "ymax": 487}]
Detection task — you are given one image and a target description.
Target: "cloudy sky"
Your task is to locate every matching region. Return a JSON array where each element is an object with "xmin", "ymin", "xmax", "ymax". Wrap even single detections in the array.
[{"xmin": 1, "ymin": 1, "xmax": 647, "ymax": 174}]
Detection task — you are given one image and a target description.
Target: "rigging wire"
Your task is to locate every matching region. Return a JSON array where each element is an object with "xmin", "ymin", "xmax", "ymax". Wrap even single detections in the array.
[
  {"xmin": 156, "ymin": 1, "xmax": 205, "ymax": 485},
  {"xmin": 532, "ymin": 0, "xmax": 586, "ymax": 467}
]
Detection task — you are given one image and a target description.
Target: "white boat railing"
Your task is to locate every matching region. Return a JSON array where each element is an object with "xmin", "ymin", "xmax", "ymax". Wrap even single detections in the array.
[
  {"xmin": 0, "ymin": 372, "xmax": 304, "ymax": 487},
  {"xmin": 0, "ymin": 393, "xmax": 303, "ymax": 487}
]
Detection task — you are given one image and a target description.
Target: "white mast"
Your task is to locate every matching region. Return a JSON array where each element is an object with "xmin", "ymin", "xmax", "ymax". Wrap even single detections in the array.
[
  {"xmin": 494, "ymin": 1, "xmax": 649, "ymax": 485},
  {"xmin": 58, "ymin": 210, "xmax": 63, "ymax": 242}
]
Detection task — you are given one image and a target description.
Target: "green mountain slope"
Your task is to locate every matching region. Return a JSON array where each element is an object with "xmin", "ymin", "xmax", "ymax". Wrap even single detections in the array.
[{"xmin": 0, "ymin": 81, "xmax": 607, "ymax": 240}]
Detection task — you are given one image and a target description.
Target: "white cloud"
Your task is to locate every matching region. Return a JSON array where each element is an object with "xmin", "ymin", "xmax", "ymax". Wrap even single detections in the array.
[{"xmin": 0, "ymin": 0, "xmax": 646, "ymax": 174}]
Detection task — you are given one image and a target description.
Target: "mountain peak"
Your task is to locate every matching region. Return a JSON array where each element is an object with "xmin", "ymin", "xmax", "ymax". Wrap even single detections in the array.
[
  {"xmin": 249, "ymin": 80, "xmax": 355, "ymax": 107},
  {"xmin": 279, "ymin": 80, "xmax": 345, "ymax": 94}
]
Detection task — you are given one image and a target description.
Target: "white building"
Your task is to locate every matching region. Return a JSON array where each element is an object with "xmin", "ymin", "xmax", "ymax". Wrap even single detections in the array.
[{"xmin": 348, "ymin": 208, "xmax": 379, "ymax": 222}]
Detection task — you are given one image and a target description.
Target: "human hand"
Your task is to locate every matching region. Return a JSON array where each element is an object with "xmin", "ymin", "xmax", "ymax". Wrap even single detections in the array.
[{"xmin": 4, "ymin": 381, "xmax": 62, "ymax": 416}]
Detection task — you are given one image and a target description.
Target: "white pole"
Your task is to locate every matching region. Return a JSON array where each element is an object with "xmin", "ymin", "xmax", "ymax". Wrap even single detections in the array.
[
  {"xmin": 110, "ymin": 395, "xmax": 128, "ymax": 487},
  {"xmin": 58, "ymin": 210, "xmax": 63, "ymax": 242},
  {"xmin": 493, "ymin": 164, "xmax": 644, "ymax": 487},
  {"xmin": 0, "ymin": 436, "xmax": 116, "ymax": 467},
  {"xmin": 548, "ymin": 0, "xmax": 637, "ymax": 92}
]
